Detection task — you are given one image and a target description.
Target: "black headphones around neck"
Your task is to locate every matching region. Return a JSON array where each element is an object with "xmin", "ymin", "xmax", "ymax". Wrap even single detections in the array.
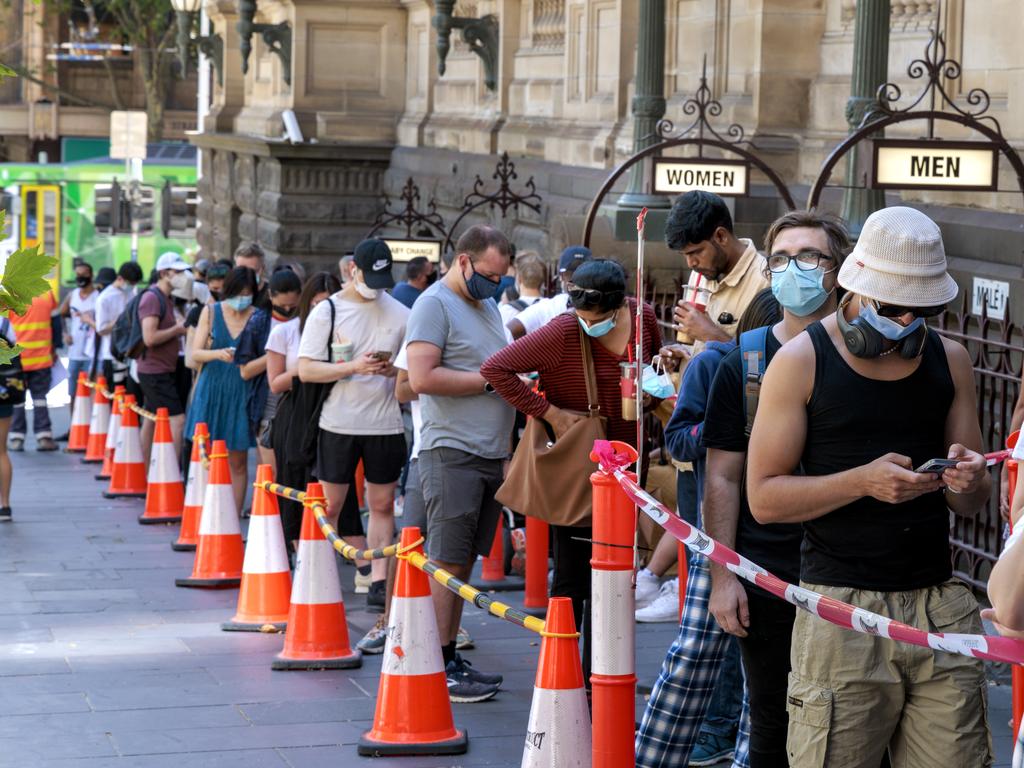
[{"xmin": 835, "ymin": 294, "xmax": 927, "ymax": 360}]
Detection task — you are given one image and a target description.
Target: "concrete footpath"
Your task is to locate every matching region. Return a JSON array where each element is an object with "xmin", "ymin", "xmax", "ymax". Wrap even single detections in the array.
[{"xmin": 0, "ymin": 405, "xmax": 1016, "ymax": 767}]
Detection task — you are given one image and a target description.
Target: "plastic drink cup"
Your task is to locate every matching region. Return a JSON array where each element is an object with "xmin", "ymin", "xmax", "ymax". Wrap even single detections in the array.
[
  {"xmin": 620, "ymin": 361, "xmax": 638, "ymax": 421},
  {"xmin": 676, "ymin": 272, "xmax": 709, "ymax": 344},
  {"xmin": 331, "ymin": 341, "xmax": 354, "ymax": 362}
]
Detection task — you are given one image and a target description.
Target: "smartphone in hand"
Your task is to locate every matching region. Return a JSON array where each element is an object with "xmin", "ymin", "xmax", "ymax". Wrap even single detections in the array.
[
  {"xmin": 915, "ymin": 458, "xmax": 959, "ymax": 474},
  {"xmin": 372, "ymin": 350, "xmax": 393, "ymax": 363}
]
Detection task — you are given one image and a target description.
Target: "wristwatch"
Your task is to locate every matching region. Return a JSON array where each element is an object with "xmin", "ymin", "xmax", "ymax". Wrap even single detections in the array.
[{"xmin": 483, "ymin": 381, "xmax": 496, "ymax": 393}]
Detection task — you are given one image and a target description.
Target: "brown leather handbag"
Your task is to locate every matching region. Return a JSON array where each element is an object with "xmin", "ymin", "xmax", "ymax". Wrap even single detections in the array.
[{"xmin": 495, "ymin": 327, "xmax": 607, "ymax": 527}]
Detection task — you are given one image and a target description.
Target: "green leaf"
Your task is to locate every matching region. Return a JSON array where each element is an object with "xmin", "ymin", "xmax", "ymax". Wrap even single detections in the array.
[
  {"xmin": 0, "ymin": 341, "xmax": 20, "ymax": 365},
  {"xmin": 0, "ymin": 245, "xmax": 57, "ymax": 315},
  {"xmin": 0, "ymin": 62, "xmax": 15, "ymax": 80}
]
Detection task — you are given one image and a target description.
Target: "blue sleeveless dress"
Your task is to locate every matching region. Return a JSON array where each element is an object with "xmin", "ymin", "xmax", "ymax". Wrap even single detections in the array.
[{"xmin": 185, "ymin": 303, "xmax": 254, "ymax": 451}]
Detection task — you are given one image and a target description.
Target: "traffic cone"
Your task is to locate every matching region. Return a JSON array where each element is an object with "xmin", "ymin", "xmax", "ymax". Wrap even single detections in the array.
[
  {"xmin": 273, "ymin": 482, "xmax": 361, "ymax": 670},
  {"xmin": 175, "ymin": 440, "xmax": 243, "ymax": 588},
  {"xmin": 358, "ymin": 526, "xmax": 467, "ymax": 756},
  {"xmin": 66, "ymin": 372, "xmax": 92, "ymax": 452},
  {"xmin": 521, "ymin": 597, "xmax": 591, "ymax": 767},
  {"xmin": 223, "ymin": 464, "xmax": 292, "ymax": 632},
  {"xmin": 96, "ymin": 386, "xmax": 124, "ymax": 481},
  {"xmin": 82, "ymin": 376, "xmax": 110, "ymax": 464},
  {"xmin": 139, "ymin": 408, "xmax": 184, "ymax": 524},
  {"xmin": 173, "ymin": 422, "xmax": 209, "ymax": 551},
  {"xmin": 103, "ymin": 394, "xmax": 147, "ymax": 498}
]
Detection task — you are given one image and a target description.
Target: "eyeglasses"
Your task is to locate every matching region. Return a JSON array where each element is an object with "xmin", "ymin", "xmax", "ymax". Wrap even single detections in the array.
[
  {"xmin": 766, "ymin": 250, "xmax": 834, "ymax": 273},
  {"xmin": 871, "ymin": 300, "xmax": 946, "ymax": 319},
  {"xmin": 568, "ymin": 286, "xmax": 624, "ymax": 306}
]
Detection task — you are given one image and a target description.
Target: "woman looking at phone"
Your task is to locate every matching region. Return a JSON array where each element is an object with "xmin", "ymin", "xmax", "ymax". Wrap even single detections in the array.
[{"xmin": 186, "ymin": 266, "xmax": 258, "ymax": 512}]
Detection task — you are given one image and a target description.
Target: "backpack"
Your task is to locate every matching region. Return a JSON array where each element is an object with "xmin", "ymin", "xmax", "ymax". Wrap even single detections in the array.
[
  {"xmin": 111, "ymin": 287, "xmax": 168, "ymax": 362},
  {"xmin": 509, "ymin": 298, "xmax": 529, "ymax": 312},
  {"xmin": 740, "ymin": 326, "xmax": 770, "ymax": 437}
]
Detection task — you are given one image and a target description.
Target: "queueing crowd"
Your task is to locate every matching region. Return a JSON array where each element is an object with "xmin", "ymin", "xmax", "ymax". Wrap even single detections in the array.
[{"xmin": 9, "ymin": 189, "xmax": 1024, "ymax": 768}]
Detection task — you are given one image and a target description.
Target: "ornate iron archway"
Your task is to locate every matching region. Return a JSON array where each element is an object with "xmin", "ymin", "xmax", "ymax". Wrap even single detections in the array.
[
  {"xmin": 582, "ymin": 60, "xmax": 797, "ymax": 248},
  {"xmin": 366, "ymin": 178, "xmax": 450, "ymax": 242}
]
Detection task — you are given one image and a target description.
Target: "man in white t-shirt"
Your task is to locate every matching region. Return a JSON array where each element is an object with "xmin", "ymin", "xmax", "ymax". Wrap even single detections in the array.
[
  {"xmin": 506, "ymin": 245, "xmax": 591, "ymax": 340},
  {"xmin": 497, "ymin": 250, "xmax": 546, "ymax": 338},
  {"xmin": 94, "ymin": 262, "xmax": 143, "ymax": 389},
  {"xmin": 298, "ymin": 239, "xmax": 409, "ymax": 610},
  {"xmin": 58, "ymin": 261, "xmax": 98, "ymax": 424}
]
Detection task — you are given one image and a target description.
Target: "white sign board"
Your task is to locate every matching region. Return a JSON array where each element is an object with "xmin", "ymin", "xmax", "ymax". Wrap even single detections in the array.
[
  {"xmin": 873, "ymin": 140, "xmax": 998, "ymax": 191},
  {"xmin": 109, "ymin": 111, "xmax": 148, "ymax": 160},
  {"xmin": 971, "ymin": 277, "xmax": 1009, "ymax": 321},
  {"xmin": 652, "ymin": 159, "xmax": 749, "ymax": 196},
  {"xmin": 384, "ymin": 239, "xmax": 442, "ymax": 263}
]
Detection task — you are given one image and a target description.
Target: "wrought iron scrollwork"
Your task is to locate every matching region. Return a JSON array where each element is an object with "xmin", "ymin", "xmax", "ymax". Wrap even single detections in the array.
[
  {"xmin": 366, "ymin": 178, "xmax": 449, "ymax": 241},
  {"xmin": 655, "ymin": 56, "xmax": 746, "ymax": 155}
]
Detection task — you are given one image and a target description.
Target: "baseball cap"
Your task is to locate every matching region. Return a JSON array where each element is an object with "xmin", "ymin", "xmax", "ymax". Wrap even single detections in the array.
[
  {"xmin": 558, "ymin": 245, "xmax": 592, "ymax": 273},
  {"xmin": 155, "ymin": 252, "xmax": 192, "ymax": 272},
  {"xmin": 353, "ymin": 239, "xmax": 395, "ymax": 290}
]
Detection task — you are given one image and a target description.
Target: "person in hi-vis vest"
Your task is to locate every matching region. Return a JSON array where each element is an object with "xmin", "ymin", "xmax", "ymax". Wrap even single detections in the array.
[{"xmin": 9, "ymin": 291, "xmax": 59, "ymax": 452}]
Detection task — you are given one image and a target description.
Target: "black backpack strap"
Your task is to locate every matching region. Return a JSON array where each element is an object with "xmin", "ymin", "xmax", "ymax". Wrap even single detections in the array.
[{"xmin": 740, "ymin": 326, "xmax": 770, "ymax": 438}]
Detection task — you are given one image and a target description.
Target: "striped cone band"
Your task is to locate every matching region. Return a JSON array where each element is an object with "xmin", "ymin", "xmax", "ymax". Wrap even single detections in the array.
[
  {"xmin": 183, "ymin": 453, "xmax": 207, "ymax": 508},
  {"xmin": 198, "ymin": 481, "xmax": 241, "ymax": 536},
  {"xmin": 522, "ymin": 688, "xmax": 591, "ymax": 768},
  {"xmin": 291, "ymin": 538, "xmax": 342, "ymax": 604},
  {"xmin": 147, "ymin": 441, "xmax": 182, "ymax": 484},
  {"xmin": 114, "ymin": 422, "xmax": 144, "ymax": 464},
  {"xmin": 241, "ymin": 513, "xmax": 290, "ymax": 575},
  {"xmin": 590, "ymin": 569, "xmax": 634, "ymax": 677},
  {"xmin": 381, "ymin": 594, "xmax": 444, "ymax": 676}
]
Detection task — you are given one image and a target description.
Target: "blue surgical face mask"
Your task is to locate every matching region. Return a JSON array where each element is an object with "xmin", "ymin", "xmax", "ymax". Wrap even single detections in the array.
[
  {"xmin": 578, "ymin": 314, "xmax": 616, "ymax": 338},
  {"xmin": 770, "ymin": 262, "xmax": 832, "ymax": 317},
  {"xmin": 225, "ymin": 295, "xmax": 253, "ymax": 312},
  {"xmin": 464, "ymin": 262, "xmax": 501, "ymax": 301},
  {"xmin": 859, "ymin": 301, "xmax": 924, "ymax": 340}
]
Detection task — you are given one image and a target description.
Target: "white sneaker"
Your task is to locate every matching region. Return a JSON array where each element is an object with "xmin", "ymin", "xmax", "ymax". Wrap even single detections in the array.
[
  {"xmin": 354, "ymin": 570, "xmax": 372, "ymax": 594},
  {"xmin": 634, "ymin": 568, "xmax": 662, "ymax": 610},
  {"xmin": 635, "ymin": 578, "xmax": 679, "ymax": 623}
]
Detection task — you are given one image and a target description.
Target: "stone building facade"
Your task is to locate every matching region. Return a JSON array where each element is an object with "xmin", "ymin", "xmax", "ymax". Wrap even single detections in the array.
[{"xmin": 192, "ymin": 0, "xmax": 1024, "ymax": 308}]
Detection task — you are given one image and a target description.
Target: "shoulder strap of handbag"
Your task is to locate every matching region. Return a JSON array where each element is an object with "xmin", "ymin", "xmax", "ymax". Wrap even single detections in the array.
[{"xmin": 577, "ymin": 323, "xmax": 600, "ymax": 415}]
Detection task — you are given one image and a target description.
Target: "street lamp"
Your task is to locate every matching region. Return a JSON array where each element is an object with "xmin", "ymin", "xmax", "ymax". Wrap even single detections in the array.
[
  {"xmin": 236, "ymin": 0, "xmax": 292, "ymax": 87},
  {"xmin": 170, "ymin": 0, "xmax": 224, "ymax": 86}
]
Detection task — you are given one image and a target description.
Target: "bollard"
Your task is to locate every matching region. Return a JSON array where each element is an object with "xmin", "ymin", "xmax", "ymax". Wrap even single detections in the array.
[
  {"xmin": 472, "ymin": 517, "xmax": 525, "ymax": 592},
  {"xmin": 522, "ymin": 516, "xmax": 549, "ymax": 617},
  {"xmin": 588, "ymin": 441, "xmax": 638, "ymax": 768}
]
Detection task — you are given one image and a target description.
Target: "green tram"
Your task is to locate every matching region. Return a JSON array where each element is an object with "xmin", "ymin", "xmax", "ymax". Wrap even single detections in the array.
[{"xmin": 0, "ymin": 143, "xmax": 199, "ymax": 295}]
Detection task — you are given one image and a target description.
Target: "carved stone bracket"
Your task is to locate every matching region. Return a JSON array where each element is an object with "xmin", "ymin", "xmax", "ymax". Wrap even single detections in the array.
[
  {"xmin": 237, "ymin": 0, "xmax": 293, "ymax": 86},
  {"xmin": 433, "ymin": 0, "xmax": 500, "ymax": 92}
]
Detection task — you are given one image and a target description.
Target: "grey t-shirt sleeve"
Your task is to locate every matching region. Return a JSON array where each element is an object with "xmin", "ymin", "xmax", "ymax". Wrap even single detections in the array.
[{"xmin": 406, "ymin": 294, "xmax": 449, "ymax": 349}]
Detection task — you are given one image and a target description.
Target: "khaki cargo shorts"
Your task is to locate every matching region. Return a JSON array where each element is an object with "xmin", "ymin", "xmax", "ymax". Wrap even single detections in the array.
[{"xmin": 786, "ymin": 580, "xmax": 993, "ymax": 768}]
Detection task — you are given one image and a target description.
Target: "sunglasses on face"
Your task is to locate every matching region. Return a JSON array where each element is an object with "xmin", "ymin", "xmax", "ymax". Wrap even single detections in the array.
[
  {"xmin": 871, "ymin": 300, "xmax": 946, "ymax": 319},
  {"xmin": 568, "ymin": 286, "xmax": 624, "ymax": 306}
]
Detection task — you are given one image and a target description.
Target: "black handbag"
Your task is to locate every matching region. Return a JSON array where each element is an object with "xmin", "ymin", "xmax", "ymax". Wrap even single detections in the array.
[
  {"xmin": 297, "ymin": 298, "xmax": 336, "ymax": 466},
  {"xmin": 0, "ymin": 319, "xmax": 26, "ymax": 406}
]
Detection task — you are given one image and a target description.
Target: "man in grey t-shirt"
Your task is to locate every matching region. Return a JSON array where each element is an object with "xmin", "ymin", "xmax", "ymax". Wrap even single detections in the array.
[{"xmin": 406, "ymin": 225, "xmax": 515, "ymax": 703}]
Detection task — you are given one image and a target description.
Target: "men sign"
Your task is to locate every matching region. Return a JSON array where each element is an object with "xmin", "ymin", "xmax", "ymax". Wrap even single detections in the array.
[
  {"xmin": 872, "ymin": 140, "xmax": 998, "ymax": 192},
  {"xmin": 652, "ymin": 159, "xmax": 749, "ymax": 196}
]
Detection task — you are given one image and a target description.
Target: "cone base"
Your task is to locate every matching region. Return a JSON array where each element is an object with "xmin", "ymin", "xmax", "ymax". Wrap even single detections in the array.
[
  {"xmin": 65, "ymin": 447, "xmax": 87, "ymax": 454},
  {"xmin": 357, "ymin": 729, "xmax": 468, "ymax": 757},
  {"xmin": 469, "ymin": 575, "xmax": 525, "ymax": 593},
  {"xmin": 171, "ymin": 541, "xmax": 197, "ymax": 552},
  {"xmin": 104, "ymin": 490, "xmax": 147, "ymax": 499},
  {"xmin": 222, "ymin": 619, "xmax": 287, "ymax": 633},
  {"xmin": 272, "ymin": 649, "xmax": 362, "ymax": 670},
  {"xmin": 81, "ymin": 457, "xmax": 103, "ymax": 464},
  {"xmin": 175, "ymin": 576, "xmax": 241, "ymax": 589},
  {"xmin": 95, "ymin": 473, "xmax": 111, "ymax": 481},
  {"xmin": 138, "ymin": 514, "xmax": 182, "ymax": 525}
]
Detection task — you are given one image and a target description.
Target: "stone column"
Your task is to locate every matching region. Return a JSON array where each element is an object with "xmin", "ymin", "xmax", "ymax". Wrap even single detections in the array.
[
  {"xmin": 617, "ymin": 0, "xmax": 669, "ymax": 210},
  {"xmin": 840, "ymin": 0, "xmax": 890, "ymax": 236}
]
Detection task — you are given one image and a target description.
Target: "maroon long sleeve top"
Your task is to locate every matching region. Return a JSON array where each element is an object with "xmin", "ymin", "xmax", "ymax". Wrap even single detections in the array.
[{"xmin": 481, "ymin": 300, "xmax": 662, "ymax": 446}]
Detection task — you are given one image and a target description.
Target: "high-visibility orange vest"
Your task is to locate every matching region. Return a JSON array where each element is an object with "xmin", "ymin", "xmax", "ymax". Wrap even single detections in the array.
[{"xmin": 10, "ymin": 292, "xmax": 56, "ymax": 371}]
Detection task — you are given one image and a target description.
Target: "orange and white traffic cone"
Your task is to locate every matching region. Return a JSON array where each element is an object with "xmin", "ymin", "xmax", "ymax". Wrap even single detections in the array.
[
  {"xmin": 173, "ymin": 422, "xmax": 209, "ymax": 551},
  {"xmin": 139, "ymin": 407, "xmax": 184, "ymax": 524},
  {"xmin": 358, "ymin": 526, "xmax": 467, "ymax": 756},
  {"xmin": 96, "ymin": 386, "xmax": 124, "ymax": 481},
  {"xmin": 175, "ymin": 440, "xmax": 243, "ymax": 588},
  {"xmin": 273, "ymin": 483, "xmax": 361, "ymax": 670},
  {"xmin": 66, "ymin": 372, "xmax": 92, "ymax": 452},
  {"xmin": 521, "ymin": 597, "xmax": 591, "ymax": 767},
  {"xmin": 103, "ymin": 394, "xmax": 147, "ymax": 498},
  {"xmin": 223, "ymin": 464, "xmax": 292, "ymax": 632},
  {"xmin": 82, "ymin": 376, "xmax": 110, "ymax": 464}
]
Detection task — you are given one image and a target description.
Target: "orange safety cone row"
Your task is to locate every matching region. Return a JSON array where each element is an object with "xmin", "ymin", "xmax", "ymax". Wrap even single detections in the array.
[
  {"xmin": 66, "ymin": 372, "xmax": 92, "ymax": 452},
  {"xmin": 175, "ymin": 440, "xmax": 243, "ymax": 588},
  {"xmin": 173, "ymin": 422, "xmax": 209, "ymax": 551},
  {"xmin": 103, "ymin": 394, "xmax": 147, "ymax": 498},
  {"xmin": 273, "ymin": 483, "xmax": 361, "ymax": 670},
  {"xmin": 139, "ymin": 407, "xmax": 184, "ymax": 524},
  {"xmin": 223, "ymin": 465, "xmax": 291, "ymax": 632},
  {"xmin": 96, "ymin": 386, "xmax": 124, "ymax": 481},
  {"xmin": 521, "ymin": 597, "xmax": 591, "ymax": 767},
  {"xmin": 358, "ymin": 526, "xmax": 467, "ymax": 756},
  {"xmin": 82, "ymin": 376, "xmax": 110, "ymax": 464}
]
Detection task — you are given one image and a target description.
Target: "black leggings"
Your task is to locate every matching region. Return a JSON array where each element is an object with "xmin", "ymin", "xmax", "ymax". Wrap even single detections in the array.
[{"xmin": 550, "ymin": 523, "xmax": 592, "ymax": 683}]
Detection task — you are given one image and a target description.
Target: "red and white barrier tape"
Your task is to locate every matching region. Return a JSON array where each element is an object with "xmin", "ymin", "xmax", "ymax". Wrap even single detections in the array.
[{"xmin": 592, "ymin": 440, "xmax": 1024, "ymax": 667}]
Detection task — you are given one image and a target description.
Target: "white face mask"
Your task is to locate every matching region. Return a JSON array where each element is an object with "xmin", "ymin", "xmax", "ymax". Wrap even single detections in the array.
[
  {"xmin": 354, "ymin": 280, "xmax": 378, "ymax": 300},
  {"xmin": 170, "ymin": 271, "xmax": 192, "ymax": 291}
]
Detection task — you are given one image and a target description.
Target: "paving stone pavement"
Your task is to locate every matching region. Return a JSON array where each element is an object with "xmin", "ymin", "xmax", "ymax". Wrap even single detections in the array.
[{"xmin": 0, "ymin": 406, "xmax": 1016, "ymax": 767}]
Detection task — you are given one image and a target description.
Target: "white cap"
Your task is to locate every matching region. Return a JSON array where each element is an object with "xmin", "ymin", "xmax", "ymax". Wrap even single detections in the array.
[{"xmin": 155, "ymin": 252, "xmax": 192, "ymax": 272}]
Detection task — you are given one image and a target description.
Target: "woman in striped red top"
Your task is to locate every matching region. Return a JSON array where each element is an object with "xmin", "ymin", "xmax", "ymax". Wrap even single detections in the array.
[{"xmin": 481, "ymin": 259, "xmax": 662, "ymax": 676}]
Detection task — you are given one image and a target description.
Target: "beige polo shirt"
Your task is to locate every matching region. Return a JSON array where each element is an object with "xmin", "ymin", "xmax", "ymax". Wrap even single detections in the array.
[{"xmin": 692, "ymin": 238, "xmax": 770, "ymax": 356}]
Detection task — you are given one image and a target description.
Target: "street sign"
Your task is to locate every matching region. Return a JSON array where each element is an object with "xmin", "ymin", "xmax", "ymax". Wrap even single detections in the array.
[
  {"xmin": 872, "ymin": 139, "xmax": 998, "ymax": 192},
  {"xmin": 109, "ymin": 111, "xmax": 148, "ymax": 160},
  {"xmin": 652, "ymin": 158, "xmax": 749, "ymax": 196},
  {"xmin": 384, "ymin": 239, "xmax": 443, "ymax": 263},
  {"xmin": 971, "ymin": 276, "xmax": 1009, "ymax": 321}
]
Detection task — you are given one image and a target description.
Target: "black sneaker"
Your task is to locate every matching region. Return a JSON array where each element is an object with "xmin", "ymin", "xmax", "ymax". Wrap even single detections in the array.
[
  {"xmin": 366, "ymin": 579, "xmax": 386, "ymax": 610},
  {"xmin": 445, "ymin": 659, "xmax": 499, "ymax": 703},
  {"xmin": 54, "ymin": 432, "xmax": 70, "ymax": 442},
  {"xmin": 452, "ymin": 652, "xmax": 502, "ymax": 688},
  {"xmin": 0, "ymin": 507, "xmax": 11, "ymax": 522}
]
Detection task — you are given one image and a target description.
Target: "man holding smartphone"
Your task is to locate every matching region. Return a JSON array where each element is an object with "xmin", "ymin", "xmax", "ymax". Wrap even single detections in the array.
[{"xmin": 746, "ymin": 207, "xmax": 992, "ymax": 767}]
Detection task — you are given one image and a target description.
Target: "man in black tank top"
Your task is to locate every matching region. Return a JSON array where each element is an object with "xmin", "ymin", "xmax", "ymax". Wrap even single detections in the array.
[
  {"xmin": 746, "ymin": 207, "xmax": 993, "ymax": 768},
  {"xmin": 701, "ymin": 210, "xmax": 851, "ymax": 767}
]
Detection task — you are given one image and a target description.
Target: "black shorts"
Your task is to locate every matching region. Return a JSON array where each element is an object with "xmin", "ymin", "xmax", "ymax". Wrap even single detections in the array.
[
  {"xmin": 315, "ymin": 431, "xmax": 407, "ymax": 486},
  {"xmin": 137, "ymin": 372, "xmax": 185, "ymax": 417}
]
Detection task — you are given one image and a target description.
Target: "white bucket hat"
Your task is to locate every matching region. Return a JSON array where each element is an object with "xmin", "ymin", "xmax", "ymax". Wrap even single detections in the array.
[{"xmin": 837, "ymin": 206, "xmax": 959, "ymax": 307}]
